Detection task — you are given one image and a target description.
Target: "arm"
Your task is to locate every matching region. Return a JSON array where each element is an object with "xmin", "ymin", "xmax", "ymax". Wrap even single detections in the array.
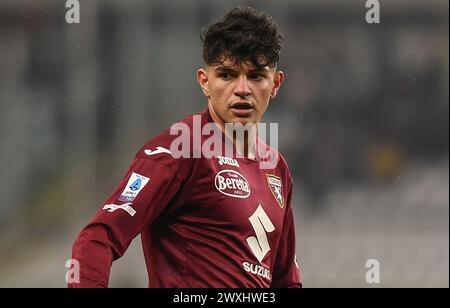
[
  {"xmin": 271, "ymin": 181, "xmax": 302, "ymax": 288},
  {"xmin": 69, "ymin": 157, "xmax": 183, "ymax": 288}
]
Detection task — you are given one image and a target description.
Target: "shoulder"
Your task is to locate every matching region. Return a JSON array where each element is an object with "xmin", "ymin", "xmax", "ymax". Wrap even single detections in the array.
[
  {"xmin": 133, "ymin": 111, "xmax": 203, "ymax": 176},
  {"xmin": 276, "ymin": 151, "xmax": 294, "ymax": 193},
  {"xmin": 257, "ymin": 138, "xmax": 293, "ymax": 189}
]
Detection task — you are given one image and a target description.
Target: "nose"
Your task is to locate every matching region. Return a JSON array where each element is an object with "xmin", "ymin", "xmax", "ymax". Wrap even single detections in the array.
[{"xmin": 234, "ymin": 76, "xmax": 251, "ymax": 98}]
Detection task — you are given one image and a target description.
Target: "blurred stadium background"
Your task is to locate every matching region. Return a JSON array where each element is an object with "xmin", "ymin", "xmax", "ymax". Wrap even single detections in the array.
[{"xmin": 0, "ymin": 0, "xmax": 448, "ymax": 287}]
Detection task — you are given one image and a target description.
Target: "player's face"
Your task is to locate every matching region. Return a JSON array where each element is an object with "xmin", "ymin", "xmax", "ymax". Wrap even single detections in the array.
[{"xmin": 197, "ymin": 58, "xmax": 284, "ymax": 128}]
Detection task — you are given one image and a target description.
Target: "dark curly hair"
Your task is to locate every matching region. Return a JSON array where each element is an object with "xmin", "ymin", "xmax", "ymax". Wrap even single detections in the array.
[{"xmin": 201, "ymin": 7, "xmax": 284, "ymax": 68}]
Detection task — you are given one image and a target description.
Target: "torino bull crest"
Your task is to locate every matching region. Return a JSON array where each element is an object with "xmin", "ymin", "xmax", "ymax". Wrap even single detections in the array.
[{"xmin": 266, "ymin": 174, "xmax": 284, "ymax": 208}]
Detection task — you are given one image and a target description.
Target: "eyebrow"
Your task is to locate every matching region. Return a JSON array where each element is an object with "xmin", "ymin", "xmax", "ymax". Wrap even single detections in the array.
[
  {"xmin": 214, "ymin": 67, "xmax": 236, "ymax": 73},
  {"xmin": 214, "ymin": 66, "xmax": 270, "ymax": 73}
]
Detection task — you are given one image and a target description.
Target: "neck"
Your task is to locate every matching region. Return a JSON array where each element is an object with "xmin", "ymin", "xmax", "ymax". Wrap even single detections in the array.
[{"xmin": 207, "ymin": 103, "xmax": 258, "ymax": 159}]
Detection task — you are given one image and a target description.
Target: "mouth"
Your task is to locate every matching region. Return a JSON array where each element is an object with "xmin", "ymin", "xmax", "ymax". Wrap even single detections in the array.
[{"xmin": 230, "ymin": 102, "xmax": 254, "ymax": 117}]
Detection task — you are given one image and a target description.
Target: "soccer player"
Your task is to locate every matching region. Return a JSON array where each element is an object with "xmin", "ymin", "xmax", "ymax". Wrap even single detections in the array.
[{"xmin": 69, "ymin": 7, "xmax": 302, "ymax": 288}]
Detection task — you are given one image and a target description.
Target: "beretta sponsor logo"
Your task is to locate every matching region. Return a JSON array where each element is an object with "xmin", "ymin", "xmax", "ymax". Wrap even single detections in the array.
[{"xmin": 214, "ymin": 170, "xmax": 251, "ymax": 198}]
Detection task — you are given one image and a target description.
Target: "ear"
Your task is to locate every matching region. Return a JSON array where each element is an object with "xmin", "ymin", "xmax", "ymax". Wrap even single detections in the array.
[
  {"xmin": 270, "ymin": 70, "xmax": 285, "ymax": 99},
  {"xmin": 197, "ymin": 68, "xmax": 210, "ymax": 97}
]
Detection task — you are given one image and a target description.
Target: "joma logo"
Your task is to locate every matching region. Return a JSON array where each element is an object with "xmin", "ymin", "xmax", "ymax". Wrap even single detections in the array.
[{"xmin": 217, "ymin": 155, "xmax": 240, "ymax": 168}]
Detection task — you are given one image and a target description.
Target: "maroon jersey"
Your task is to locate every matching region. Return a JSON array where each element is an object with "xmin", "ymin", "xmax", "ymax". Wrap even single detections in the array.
[{"xmin": 70, "ymin": 107, "xmax": 301, "ymax": 288}]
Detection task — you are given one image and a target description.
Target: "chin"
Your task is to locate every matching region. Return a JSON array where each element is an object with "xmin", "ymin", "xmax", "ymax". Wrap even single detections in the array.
[{"xmin": 232, "ymin": 118, "xmax": 257, "ymax": 126}]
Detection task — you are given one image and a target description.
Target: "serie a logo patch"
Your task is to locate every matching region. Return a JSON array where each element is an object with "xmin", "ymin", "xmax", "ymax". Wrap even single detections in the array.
[
  {"xmin": 266, "ymin": 174, "xmax": 284, "ymax": 208},
  {"xmin": 118, "ymin": 172, "xmax": 150, "ymax": 202}
]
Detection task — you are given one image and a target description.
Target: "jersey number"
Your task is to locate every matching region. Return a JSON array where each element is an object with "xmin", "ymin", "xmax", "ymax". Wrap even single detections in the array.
[{"xmin": 246, "ymin": 205, "xmax": 275, "ymax": 263}]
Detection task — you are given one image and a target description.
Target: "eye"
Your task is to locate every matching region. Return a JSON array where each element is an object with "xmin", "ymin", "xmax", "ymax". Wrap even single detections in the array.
[
  {"xmin": 219, "ymin": 72, "xmax": 233, "ymax": 80},
  {"xmin": 249, "ymin": 74, "xmax": 265, "ymax": 81}
]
